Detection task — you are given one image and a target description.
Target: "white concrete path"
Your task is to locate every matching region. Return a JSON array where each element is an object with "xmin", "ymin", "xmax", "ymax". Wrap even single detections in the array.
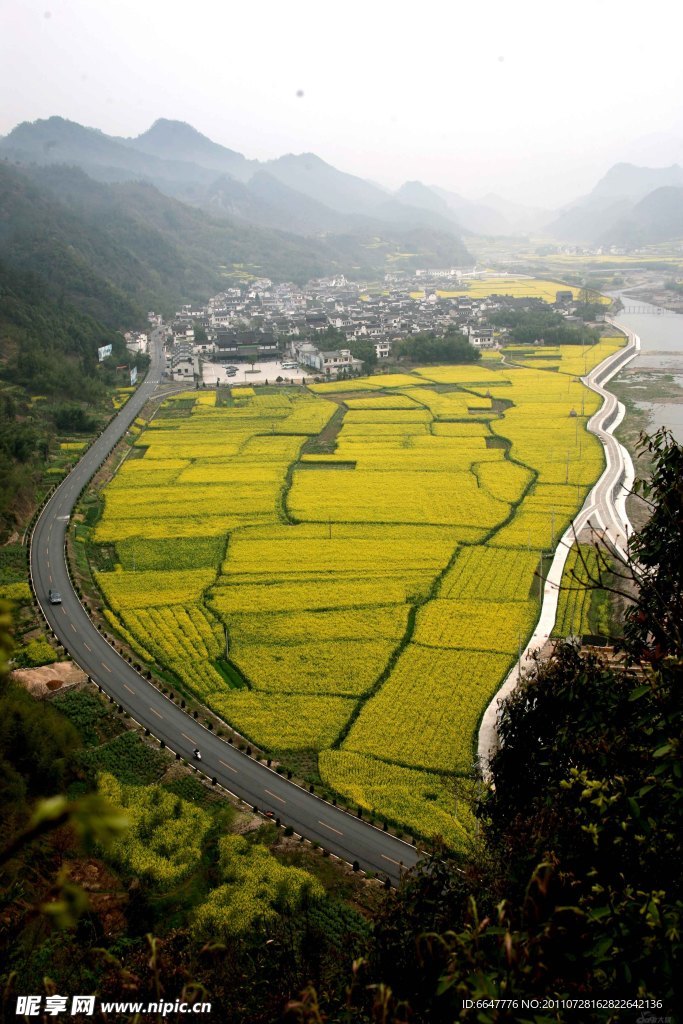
[{"xmin": 477, "ymin": 323, "xmax": 641, "ymax": 766}]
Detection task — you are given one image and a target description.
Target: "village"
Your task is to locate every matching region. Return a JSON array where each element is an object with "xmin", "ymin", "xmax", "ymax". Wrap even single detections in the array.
[{"xmin": 125, "ymin": 270, "xmax": 584, "ymax": 384}]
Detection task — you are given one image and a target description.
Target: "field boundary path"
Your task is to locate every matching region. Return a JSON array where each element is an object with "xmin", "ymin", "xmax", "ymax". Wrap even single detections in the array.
[
  {"xmin": 477, "ymin": 321, "xmax": 641, "ymax": 766},
  {"xmin": 29, "ymin": 328, "xmax": 420, "ymax": 884}
]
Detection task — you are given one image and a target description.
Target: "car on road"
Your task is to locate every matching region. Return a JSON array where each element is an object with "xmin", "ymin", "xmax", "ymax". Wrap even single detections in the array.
[
  {"xmin": 48, "ymin": 589, "xmax": 62, "ymax": 604},
  {"xmin": 226, "ymin": 368, "xmax": 238, "ymax": 377},
  {"xmin": 281, "ymin": 362, "xmax": 298, "ymax": 370}
]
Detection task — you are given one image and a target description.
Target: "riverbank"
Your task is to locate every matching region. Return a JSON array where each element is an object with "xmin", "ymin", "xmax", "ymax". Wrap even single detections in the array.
[{"xmin": 609, "ymin": 295, "xmax": 683, "ymax": 526}]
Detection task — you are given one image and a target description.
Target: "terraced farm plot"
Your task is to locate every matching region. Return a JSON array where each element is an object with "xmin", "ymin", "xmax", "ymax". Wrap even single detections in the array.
[
  {"xmin": 342, "ymin": 646, "xmax": 513, "ymax": 773},
  {"xmin": 409, "ymin": 276, "xmax": 587, "ymax": 303},
  {"xmin": 289, "ymin": 467, "xmax": 508, "ymax": 528},
  {"xmin": 319, "ymin": 750, "xmax": 475, "ymax": 847},
  {"xmin": 344, "ymin": 395, "xmax": 420, "ymax": 409},
  {"xmin": 91, "ymin": 342, "xmax": 625, "ymax": 845},
  {"xmin": 551, "ymin": 544, "xmax": 607, "ymax": 638},
  {"xmin": 438, "ymin": 546, "xmax": 542, "ymax": 600},
  {"xmin": 413, "ymin": 598, "xmax": 538, "ymax": 654}
]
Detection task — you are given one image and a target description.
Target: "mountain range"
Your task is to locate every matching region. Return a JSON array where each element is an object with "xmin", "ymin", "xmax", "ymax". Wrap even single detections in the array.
[
  {"xmin": 2, "ymin": 115, "xmax": 683, "ymax": 261},
  {"xmin": 0, "ymin": 116, "xmax": 542, "ymax": 240},
  {"xmin": 545, "ymin": 162, "xmax": 683, "ymax": 246}
]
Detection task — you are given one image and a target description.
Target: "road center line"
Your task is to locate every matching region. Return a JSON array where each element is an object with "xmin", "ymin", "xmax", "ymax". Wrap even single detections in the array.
[
  {"xmin": 318, "ymin": 820, "xmax": 343, "ymax": 836},
  {"xmin": 219, "ymin": 759, "xmax": 239, "ymax": 773},
  {"xmin": 70, "ymin": 623, "xmax": 77, "ymax": 632},
  {"xmin": 101, "ymin": 662, "xmax": 111, "ymax": 672},
  {"xmin": 149, "ymin": 707, "xmax": 164, "ymax": 719},
  {"xmin": 83, "ymin": 642, "xmax": 91, "ymax": 652},
  {"xmin": 123, "ymin": 683, "xmax": 136, "ymax": 695},
  {"xmin": 264, "ymin": 789, "xmax": 286, "ymax": 805},
  {"xmin": 381, "ymin": 854, "xmax": 402, "ymax": 867},
  {"xmin": 181, "ymin": 732, "xmax": 194, "ymax": 743}
]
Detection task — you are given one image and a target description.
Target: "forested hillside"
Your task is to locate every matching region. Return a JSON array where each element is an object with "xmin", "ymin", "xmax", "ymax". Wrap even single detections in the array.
[{"xmin": 0, "ymin": 256, "xmax": 145, "ymax": 535}]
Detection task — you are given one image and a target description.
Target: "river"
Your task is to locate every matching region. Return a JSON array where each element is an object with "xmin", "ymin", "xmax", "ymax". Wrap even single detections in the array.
[{"xmin": 610, "ymin": 294, "xmax": 683, "ymax": 443}]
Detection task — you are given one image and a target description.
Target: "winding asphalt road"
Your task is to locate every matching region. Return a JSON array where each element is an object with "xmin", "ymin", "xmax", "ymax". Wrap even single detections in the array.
[{"xmin": 30, "ymin": 329, "xmax": 420, "ymax": 884}]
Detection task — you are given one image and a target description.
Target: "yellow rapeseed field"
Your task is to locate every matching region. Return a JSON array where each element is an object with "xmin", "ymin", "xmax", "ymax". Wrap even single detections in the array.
[
  {"xmin": 409, "ymin": 276, "xmax": 596, "ymax": 303},
  {"xmin": 91, "ymin": 339, "xmax": 625, "ymax": 844}
]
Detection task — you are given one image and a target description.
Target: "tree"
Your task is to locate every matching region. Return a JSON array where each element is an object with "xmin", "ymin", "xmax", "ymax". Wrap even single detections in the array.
[
  {"xmin": 624, "ymin": 428, "xmax": 683, "ymax": 659},
  {"xmin": 346, "ymin": 337, "xmax": 376, "ymax": 369},
  {"xmin": 488, "ymin": 308, "xmax": 601, "ymax": 346},
  {"xmin": 393, "ymin": 330, "xmax": 481, "ymax": 364}
]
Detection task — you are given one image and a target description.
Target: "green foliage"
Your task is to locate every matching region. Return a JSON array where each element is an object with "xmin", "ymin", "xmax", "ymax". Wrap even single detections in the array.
[
  {"xmin": 574, "ymin": 301, "xmax": 605, "ymax": 321},
  {"xmin": 0, "ymin": 545, "xmax": 27, "ymax": 586},
  {"xmin": 0, "ymin": 581, "xmax": 31, "ymax": 603},
  {"xmin": 51, "ymin": 688, "xmax": 126, "ymax": 747},
  {"xmin": 0, "ymin": 681, "xmax": 81, "ymax": 843},
  {"xmin": 0, "ymin": 259, "xmax": 125, "ymax": 397},
  {"xmin": 475, "ymin": 641, "xmax": 681, "ymax": 1012},
  {"xmin": 0, "ymin": 256, "xmax": 140, "ymax": 535},
  {"xmin": 490, "ymin": 307, "xmax": 601, "ymax": 345},
  {"xmin": 306, "ymin": 896, "xmax": 371, "ymax": 951},
  {"xmin": 0, "ymin": 164, "xmax": 143, "ymax": 325},
  {"xmin": 346, "ymin": 337, "xmax": 377, "ymax": 369},
  {"xmin": 194, "ymin": 834, "xmax": 324, "ymax": 936},
  {"xmin": 313, "ymin": 326, "xmax": 378, "ymax": 370},
  {"xmin": 52, "ymin": 404, "xmax": 98, "ymax": 433},
  {"xmin": 12, "ymin": 638, "xmax": 58, "ymax": 668},
  {"xmin": 393, "ymin": 330, "xmax": 481, "ymax": 364},
  {"xmin": 77, "ymin": 730, "xmax": 170, "ymax": 784},
  {"xmin": 162, "ymin": 773, "xmax": 224, "ymax": 809},
  {"xmin": 625, "ymin": 427, "xmax": 683, "ymax": 659},
  {"xmin": 97, "ymin": 772, "xmax": 211, "ymax": 885}
]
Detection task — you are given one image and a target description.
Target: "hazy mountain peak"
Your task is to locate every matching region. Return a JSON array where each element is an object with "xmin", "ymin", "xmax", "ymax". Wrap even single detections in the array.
[
  {"xmin": 136, "ymin": 118, "xmax": 239, "ymax": 155},
  {"xmin": 2, "ymin": 116, "xmax": 133, "ymax": 163},
  {"xmin": 264, "ymin": 151, "xmax": 388, "ymax": 214},
  {"xmin": 275, "ymin": 152, "xmax": 330, "ymax": 169},
  {"xmin": 144, "ymin": 118, "xmax": 206, "ymax": 137},
  {"xmin": 591, "ymin": 161, "xmax": 683, "ymax": 200},
  {"xmin": 6, "ymin": 115, "xmax": 105, "ymax": 142},
  {"xmin": 396, "ymin": 180, "xmax": 452, "ymax": 216},
  {"xmin": 127, "ymin": 118, "xmax": 251, "ymax": 179}
]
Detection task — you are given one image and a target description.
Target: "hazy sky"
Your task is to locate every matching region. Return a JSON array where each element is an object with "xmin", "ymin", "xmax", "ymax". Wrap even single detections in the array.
[{"xmin": 2, "ymin": 0, "xmax": 683, "ymax": 207}]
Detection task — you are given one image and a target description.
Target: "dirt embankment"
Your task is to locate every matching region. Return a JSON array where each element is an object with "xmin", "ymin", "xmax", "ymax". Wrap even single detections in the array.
[{"xmin": 11, "ymin": 661, "xmax": 87, "ymax": 698}]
